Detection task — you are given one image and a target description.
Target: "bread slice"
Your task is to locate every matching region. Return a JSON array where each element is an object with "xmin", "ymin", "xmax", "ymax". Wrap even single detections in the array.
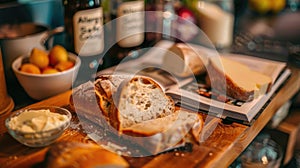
[
  {"xmin": 207, "ymin": 57, "xmax": 272, "ymax": 101},
  {"xmin": 44, "ymin": 142, "xmax": 129, "ymax": 168},
  {"xmin": 163, "ymin": 43, "xmax": 208, "ymax": 77},
  {"xmin": 122, "ymin": 109, "xmax": 203, "ymax": 154},
  {"xmin": 111, "ymin": 76, "xmax": 175, "ymax": 131}
]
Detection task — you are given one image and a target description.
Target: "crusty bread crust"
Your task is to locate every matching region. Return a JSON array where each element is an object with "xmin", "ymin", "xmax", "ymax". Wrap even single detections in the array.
[
  {"xmin": 122, "ymin": 111, "xmax": 180, "ymax": 136},
  {"xmin": 121, "ymin": 110, "xmax": 203, "ymax": 154},
  {"xmin": 94, "ymin": 75, "xmax": 130, "ymax": 117},
  {"xmin": 70, "ymin": 81, "xmax": 110, "ymax": 128},
  {"xmin": 44, "ymin": 142, "xmax": 129, "ymax": 168}
]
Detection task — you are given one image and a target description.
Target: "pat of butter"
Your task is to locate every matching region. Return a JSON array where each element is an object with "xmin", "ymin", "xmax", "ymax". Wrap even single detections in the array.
[{"xmin": 9, "ymin": 109, "xmax": 69, "ymax": 133}]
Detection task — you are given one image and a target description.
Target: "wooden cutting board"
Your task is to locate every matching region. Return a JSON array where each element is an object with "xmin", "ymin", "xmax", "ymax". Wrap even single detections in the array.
[{"xmin": 0, "ymin": 91, "xmax": 248, "ymax": 168}]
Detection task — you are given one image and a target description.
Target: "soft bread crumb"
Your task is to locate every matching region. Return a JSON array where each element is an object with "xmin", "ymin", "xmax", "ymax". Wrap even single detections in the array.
[{"xmin": 116, "ymin": 76, "xmax": 175, "ymax": 130}]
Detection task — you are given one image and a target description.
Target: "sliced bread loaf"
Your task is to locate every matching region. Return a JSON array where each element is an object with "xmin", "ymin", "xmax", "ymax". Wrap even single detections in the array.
[
  {"xmin": 73, "ymin": 75, "xmax": 175, "ymax": 131},
  {"xmin": 70, "ymin": 75, "xmax": 204, "ymax": 155},
  {"xmin": 207, "ymin": 57, "xmax": 272, "ymax": 101}
]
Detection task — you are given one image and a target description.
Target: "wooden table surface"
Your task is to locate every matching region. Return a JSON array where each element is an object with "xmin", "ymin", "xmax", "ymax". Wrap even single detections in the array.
[{"xmin": 0, "ymin": 66, "xmax": 299, "ymax": 168}]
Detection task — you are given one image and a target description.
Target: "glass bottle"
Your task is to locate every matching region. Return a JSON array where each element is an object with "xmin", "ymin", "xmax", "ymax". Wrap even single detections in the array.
[
  {"xmin": 100, "ymin": 0, "xmax": 145, "ymax": 69},
  {"xmin": 196, "ymin": 0, "xmax": 235, "ymax": 50},
  {"xmin": 62, "ymin": 0, "xmax": 105, "ymax": 85},
  {"xmin": 145, "ymin": 0, "xmax": 164, "ymax": 45},
  {"xmin": 102, "ymin": 0, "xmax": 165, "ymax": 69},
  {"xmin": 162, "ymin": 0, "xmax": 177, "ymax": 40}
]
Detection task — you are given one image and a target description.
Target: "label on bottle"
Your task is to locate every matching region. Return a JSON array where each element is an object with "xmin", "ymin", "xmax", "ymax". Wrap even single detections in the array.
[
  {"xmin": 117, "ymin": 1, "xmax": 144, "ymax": 48},
  {"xmin": 73, "ymin": 7, "xmax": 104, "ymax": 56}
]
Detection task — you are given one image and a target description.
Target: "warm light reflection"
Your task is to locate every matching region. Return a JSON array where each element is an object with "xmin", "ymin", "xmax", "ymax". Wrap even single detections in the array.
[
  {"xmin": 163, "ymin": 11, "xmax": 173, "ymax": 19},
  {"xmin": 261, "ymin": 155, "xmax": 269, "ymax": 165},
  {"xmin": 198, "ymin": 1, "xmax": 205, "ymax": 9}
]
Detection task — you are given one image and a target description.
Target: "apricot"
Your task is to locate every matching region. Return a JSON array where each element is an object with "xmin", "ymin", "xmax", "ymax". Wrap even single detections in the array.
[
  {"xmin": 29, "ymin": 48, "xmax": 49, "ymax": 69},
  {"xmin": 55, "ymin": 61, "xmax": 74, "ymax": 71},
  {"xmin": 43, "ymin": 67, "xmax": 59, "ymax": 74},
  {"xmin": 249, "ymin": 0, "xmax": 285, "ymax": 14},
  {"xmin": 20, "ymin": 63, "xmax": 41, "ymax": 74},
  {"xmin": 49, "ymin": 45, "xmax": 68, "ymax": 66},
  {"xmin": 272, "ymin": 0, "xmax": 285, "ymax": 13}
]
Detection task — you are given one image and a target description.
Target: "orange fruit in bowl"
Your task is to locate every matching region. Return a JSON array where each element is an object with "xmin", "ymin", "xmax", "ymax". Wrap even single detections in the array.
[
  {"xmin": 272, "ymin": 0, "xmax": 286, "ymax": 13},
  {"xmin": 42, "ymin": 67, "xmax": 59, "ymax": 74},
  {"xmin": 248, "ymin": 0, "xmax": 271, "ymax": 14},
  {"xmin": 29, "ymin": 48, "xmax": 49, "ymax": 69},
  {"xmin": 55, "ymin": 61, "xmax": 74, "ymax": 71},
  {"xmin": 49, "ymin": 45, "xmax": 68, "ymax": 66},
  {"xmin": 20, "ymin": 63, "xmax": 41, "ymax": 74},
  {"xmin": 249, "ymin": 0, "xmax": 286, "ymax": 14}
]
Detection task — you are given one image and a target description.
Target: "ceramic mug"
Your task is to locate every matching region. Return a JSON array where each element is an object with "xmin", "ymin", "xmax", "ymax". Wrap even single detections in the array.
[{"xmin": 0, "ymin": 22, "xmax": 64, "ymax": 82}]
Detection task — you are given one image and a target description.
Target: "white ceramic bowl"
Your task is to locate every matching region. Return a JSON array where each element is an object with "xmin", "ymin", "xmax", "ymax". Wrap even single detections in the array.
[
  {"xmin": 5, "ymin": 106, "xmax": 71, "ymax": 147},
  {"xmin": 12, "ymin": 52, "xmax": 81, "ymax": 100}
]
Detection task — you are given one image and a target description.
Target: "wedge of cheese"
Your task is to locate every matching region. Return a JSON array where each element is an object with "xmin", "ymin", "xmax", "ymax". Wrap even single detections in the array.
[{"xmin": 207, "ymin": 57, "xmax": 272, "ymax": 102}]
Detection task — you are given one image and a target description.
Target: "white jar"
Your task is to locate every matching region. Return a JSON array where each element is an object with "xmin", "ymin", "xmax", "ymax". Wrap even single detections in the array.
[{"xmin": 196, "ymin": 0, "xmax": 235, "ymax": 49}]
